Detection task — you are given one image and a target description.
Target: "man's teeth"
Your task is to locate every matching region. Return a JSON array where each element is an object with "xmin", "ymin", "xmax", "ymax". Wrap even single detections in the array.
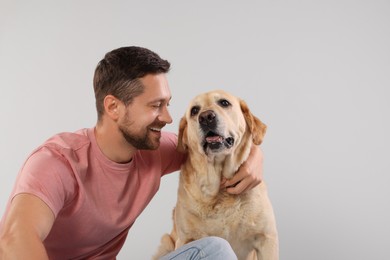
[{"xmin": 150, "ymin": 127, "xmax": 161, "ymax": 132}]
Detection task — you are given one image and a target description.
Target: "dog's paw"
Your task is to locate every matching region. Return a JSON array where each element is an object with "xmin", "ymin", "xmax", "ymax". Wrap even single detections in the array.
[{"xmin": 152, "ymin": 233, "xmax": 175, "ymax": 260}]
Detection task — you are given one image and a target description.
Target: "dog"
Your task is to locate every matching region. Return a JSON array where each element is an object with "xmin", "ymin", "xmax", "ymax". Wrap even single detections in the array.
[{"xmin": 154, "ymin": 90, "xmax": 278, "ymax": 260}]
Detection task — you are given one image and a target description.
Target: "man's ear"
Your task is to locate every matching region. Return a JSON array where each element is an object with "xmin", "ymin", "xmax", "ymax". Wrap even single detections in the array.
[
  {"xmin": 177, "ymin": 116, "xmax": 188, "ymax": 153},
  {"xmin": 104, "ymin": 95, "xmax": 121, "ymax": 121},
  {"xmin": 240, "ymin": 99, "xmax": 267, "ymax": 145}
]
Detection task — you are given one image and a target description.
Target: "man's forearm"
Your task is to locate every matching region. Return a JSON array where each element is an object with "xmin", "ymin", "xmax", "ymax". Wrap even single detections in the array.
[{"xmin": 0, "ymin": 230, "xmax": 49, "ymax": 260}]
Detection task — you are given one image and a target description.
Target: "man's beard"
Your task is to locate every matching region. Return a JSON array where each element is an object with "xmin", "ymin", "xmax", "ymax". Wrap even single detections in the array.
[{"xmin": 119, "ymin": 118, "xmax": 164, "ymax": 150}]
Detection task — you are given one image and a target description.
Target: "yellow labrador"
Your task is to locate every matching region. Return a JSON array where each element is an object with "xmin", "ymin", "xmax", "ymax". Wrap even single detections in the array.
[{"xmin": 154, "ymin": 90, "xmax": 278, "ymax": 260}]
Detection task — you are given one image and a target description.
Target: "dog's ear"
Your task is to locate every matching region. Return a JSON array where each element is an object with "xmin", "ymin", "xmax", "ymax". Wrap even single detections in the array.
[
  {"xmin": 240, "ymin": 99, "xmax": 267, "ymax": 145},
  {"xmin": 177, "ymin": 116, "xmax": 188, "ymax": 153}
]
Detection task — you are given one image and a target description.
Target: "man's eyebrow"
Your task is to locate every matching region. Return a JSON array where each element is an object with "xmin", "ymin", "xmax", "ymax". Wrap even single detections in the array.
[{"xmin": 148, "ymin": 97, "xmax": 172, "ymax": 104}]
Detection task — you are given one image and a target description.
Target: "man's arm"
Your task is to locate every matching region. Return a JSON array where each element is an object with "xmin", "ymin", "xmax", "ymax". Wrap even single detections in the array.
[
  {"xmin": 221, "ymin": 145, "xmax": 264, "ymax": 194},
  {"xmin": 0, "ymin": 194, "xmax": 55, "ymax": 260}
]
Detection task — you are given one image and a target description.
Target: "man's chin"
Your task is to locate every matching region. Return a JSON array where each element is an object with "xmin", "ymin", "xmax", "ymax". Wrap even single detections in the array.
[
  {"xmin": 148, "ymin": 138, "xmax": 161, "ymax": 150},
  {"xmin": 139, "ymin": 136, "xmax": 160, "ymax": 150}
]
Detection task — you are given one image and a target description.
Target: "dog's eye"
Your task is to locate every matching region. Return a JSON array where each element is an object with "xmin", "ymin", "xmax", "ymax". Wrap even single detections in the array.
[
  {"xmin": 218, "ymin": 99, "xmax": 231, "ymax": 107},
  {"xmin": 190, "ymin": 106, "xmax": 200, "ymax": 116}
]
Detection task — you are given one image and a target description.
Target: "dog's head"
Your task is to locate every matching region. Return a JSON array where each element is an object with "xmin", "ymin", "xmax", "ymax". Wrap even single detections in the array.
[{"xmin": 178, "ymin": 90, "xmax": 266, "ymax": 157}]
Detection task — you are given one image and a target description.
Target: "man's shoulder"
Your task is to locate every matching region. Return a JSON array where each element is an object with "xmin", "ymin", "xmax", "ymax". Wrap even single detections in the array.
[{"xmin": 42, "ymin": 128, "xmax": 91, "ymax": 152}]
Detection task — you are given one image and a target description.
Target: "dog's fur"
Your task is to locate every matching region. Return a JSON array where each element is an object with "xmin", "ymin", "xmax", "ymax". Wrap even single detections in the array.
[{"xmin": 154, "ymin": 90, "xmax": 278, "ymax": 260}]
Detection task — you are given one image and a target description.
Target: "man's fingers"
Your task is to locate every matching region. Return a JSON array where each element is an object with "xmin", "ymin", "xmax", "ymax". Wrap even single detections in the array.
[
  {"xmin": 223, "ymin": 166, "xmax": 262, "ymax": 194},
  {"xmin": 225, "ymin": 177, "xmax": 251, "ymax": 194}
]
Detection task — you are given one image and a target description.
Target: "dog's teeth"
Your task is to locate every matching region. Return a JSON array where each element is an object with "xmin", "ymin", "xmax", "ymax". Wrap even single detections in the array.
[{"xmin": 206, "ymin": 136, "xmax": 222, "ymax": 143}]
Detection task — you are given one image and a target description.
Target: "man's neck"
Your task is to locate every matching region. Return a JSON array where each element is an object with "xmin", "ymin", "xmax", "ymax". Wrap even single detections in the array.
[{"xmin": 94, "ymin": 123, "xmax": 136, "ymax": 164}]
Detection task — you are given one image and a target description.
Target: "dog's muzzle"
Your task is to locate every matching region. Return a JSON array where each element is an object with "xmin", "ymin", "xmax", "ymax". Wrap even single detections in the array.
[{"xmin": 199, "ymin": 110, "xmax": 235, "ymax": 152}]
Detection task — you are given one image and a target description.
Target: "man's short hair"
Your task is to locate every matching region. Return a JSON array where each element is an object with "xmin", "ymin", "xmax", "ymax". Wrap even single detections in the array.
[{"xmin": 93, "ymin": 46, "xmax": 170, "ymax": 120}]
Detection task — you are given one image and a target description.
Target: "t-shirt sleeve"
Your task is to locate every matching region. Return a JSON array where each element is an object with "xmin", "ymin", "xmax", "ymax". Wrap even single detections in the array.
[
  {"xmin": 158, "ymin": 132, "xmax": 186, "ymax": 176},
  {"xmin": 12, "ymin": 146, "xmax": 77, "ymax": 217}
]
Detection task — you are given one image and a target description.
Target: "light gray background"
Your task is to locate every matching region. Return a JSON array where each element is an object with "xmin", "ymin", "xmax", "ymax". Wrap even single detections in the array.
[{"xmin": 1, "ymin": 1, "xmax": 389, "ymax": 259}]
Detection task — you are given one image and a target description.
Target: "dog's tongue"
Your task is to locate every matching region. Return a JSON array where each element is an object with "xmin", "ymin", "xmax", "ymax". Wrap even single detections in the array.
[{"xmin": 206, "ymin": 136, "xmax": 223, "ymax": 143}]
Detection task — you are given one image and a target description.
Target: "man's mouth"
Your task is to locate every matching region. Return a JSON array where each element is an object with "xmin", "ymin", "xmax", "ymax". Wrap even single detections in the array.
[
  {"xmin": 149, "ymin": 127, "xmax": 162, "ymax": 132},
  {"xmin": 149, "ymin": 122, "xmax": 166, "ymax": 133}
]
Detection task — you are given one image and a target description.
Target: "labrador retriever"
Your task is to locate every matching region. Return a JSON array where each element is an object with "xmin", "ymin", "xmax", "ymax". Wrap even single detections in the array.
[{"xmin": 154, "ymin": 90, "xmax": 278, "ymax": 260}]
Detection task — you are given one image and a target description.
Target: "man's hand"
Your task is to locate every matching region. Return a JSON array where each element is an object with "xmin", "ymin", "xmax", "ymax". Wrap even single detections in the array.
[{"xmin": 221, "ymin": 145, "xmax": 263, "ymax": 194}]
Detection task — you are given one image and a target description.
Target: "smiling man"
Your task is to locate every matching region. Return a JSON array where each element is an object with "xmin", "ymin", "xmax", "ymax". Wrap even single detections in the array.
[{"xmin": 0, "ymin": 46, "xmax": 264, "ymax": 260}]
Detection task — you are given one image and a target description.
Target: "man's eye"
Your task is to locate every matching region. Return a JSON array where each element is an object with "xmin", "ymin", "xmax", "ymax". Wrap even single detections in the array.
[
  {"xmin": 218, "ymin": 99, "xmax": 231, "ymax": 107},
  {"xmin": 190, "ymin": 106, "xmax": 200, "ymax": 116}
]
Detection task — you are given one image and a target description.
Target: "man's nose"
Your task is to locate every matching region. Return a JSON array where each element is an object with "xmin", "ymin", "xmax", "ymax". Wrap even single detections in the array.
[{"xmin": 159, "ymin": 106, "xmax": 173, "ymax": 124}]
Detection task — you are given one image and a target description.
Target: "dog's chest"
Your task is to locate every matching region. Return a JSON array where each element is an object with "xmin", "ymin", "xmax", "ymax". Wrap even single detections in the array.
[{"xmin": 188, "ymin": 193, "xmax": 257, "ymax": 237}]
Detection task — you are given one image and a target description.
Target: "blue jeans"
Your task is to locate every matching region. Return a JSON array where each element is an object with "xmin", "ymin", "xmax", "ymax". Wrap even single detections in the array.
[{"xmin": 159, "ymin": 236, "xmax": 237, "ymax": 260}]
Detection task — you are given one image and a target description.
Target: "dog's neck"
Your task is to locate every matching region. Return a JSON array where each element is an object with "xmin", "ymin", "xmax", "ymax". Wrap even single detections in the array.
[{"xmin": 182, "ymin": 155, "xmax": 223, "ymax": 198}]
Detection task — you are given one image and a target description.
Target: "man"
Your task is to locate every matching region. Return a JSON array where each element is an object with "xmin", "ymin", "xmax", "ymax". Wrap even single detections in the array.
[{"xmin": 0, "ymin": 46, "xmax": 264, "ymax": 259}]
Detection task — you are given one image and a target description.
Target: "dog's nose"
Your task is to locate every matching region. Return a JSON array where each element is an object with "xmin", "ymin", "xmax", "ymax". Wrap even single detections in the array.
[{"xmin": 199, "ymin": 110, "xmax": 216, "ymax": 127}]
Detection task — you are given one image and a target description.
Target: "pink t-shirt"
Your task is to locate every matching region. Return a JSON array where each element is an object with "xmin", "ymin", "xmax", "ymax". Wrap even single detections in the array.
[{"xmin": 1, "ymin": 128, "xmax": 184, "ymax": 259}]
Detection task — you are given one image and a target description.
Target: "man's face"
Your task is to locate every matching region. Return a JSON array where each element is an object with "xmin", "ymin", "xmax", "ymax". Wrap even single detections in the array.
[{"xmin": 118, "ymin": 73, "xmax": 173, "ymax": 150}]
